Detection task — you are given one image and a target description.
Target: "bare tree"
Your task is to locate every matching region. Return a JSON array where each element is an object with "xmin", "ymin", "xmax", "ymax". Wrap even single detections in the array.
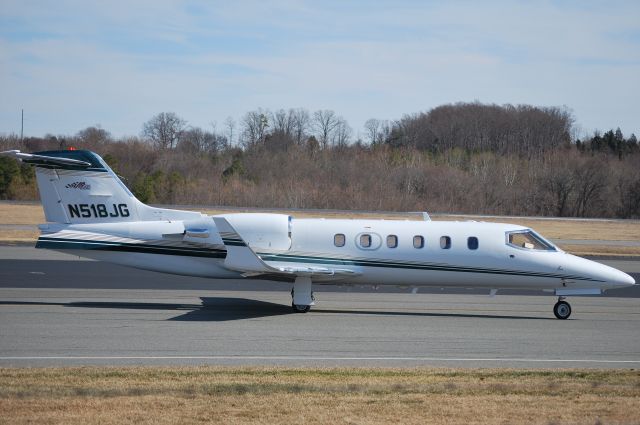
[
  {"xmin": 387, "ymin": 103, "xmax": 573, "ymax": 156},
  {"xmin": 224, "ymin": 117, "xmax": 236, "ymax": 147},
  {"xmin": 313, "ymin": 109, "xmax": 340, "ymax": 149},
  {"xmin": 291, "ymin": 108, "xmax": 310, "ymax": 145},
  {"xmin": 76, "ymin": 126, "xmax": 111, "ymax": 146},
  {"xmin": 616, "ymin": 170, "xmax": 640, "ymax": 218},
  {"xmin": 571, "ymin": 157, "xmax": 607, "ymax": 217},
  {"xmin": 178, "ymin": 127, "xmax": 222, "ymax": 153},
  {"xmin": 142, "ymin": 112, "xmax": 186, "ymax": 150},
  {"xmin": 240, "ymin": 109, "xmax": 270, "ymax": 147},
  {"xmin": 333, "ymin": 117, "xmax": 352, "ymax": 147},
  {"xmin": 6, "ymin": 101, "xmax": 640, "ymax": 219},
  {"xmin": 364, "ymin": 119, "xmax": 381, "ymax": 145},
  {"xmin": 541, "ymin": 161, "xmax": 574, "ymax": 216},
  {"xmin": 271, "ymin": 109, "xmax": 293, "ymax": 137}
]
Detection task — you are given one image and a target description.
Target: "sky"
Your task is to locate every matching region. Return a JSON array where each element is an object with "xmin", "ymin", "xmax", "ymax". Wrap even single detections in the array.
[{"xmin": 1, "ymin": 0, "xmax": 639, "ymax": 141}]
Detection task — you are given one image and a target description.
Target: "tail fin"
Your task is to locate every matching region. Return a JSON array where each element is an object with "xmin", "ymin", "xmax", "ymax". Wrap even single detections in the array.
[{"xmin": 1, "ymin": 149, "xmax": 200, "ymax": 223}]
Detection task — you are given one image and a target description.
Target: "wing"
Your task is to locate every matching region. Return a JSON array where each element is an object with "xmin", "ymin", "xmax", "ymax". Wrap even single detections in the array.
[{"xmin": 212, "ymin": 217, "xmax": 360, "ymax": 280}]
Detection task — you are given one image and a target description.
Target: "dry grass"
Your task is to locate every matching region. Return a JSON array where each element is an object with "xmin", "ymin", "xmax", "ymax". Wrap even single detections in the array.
[
  {"xmin": 445, "ymin": 216, "xmax": 640, "ymax": 241},
  {"xmin": 198, "ymin": 208, "xmax": 424, "ymax": 220},
  {"xmin": 557, "ymin": 244, "xmax": 640, "ymax": 257},
  {"xmin": 0, "ymin": 229, "xmax": 40, "ymax": 243},
  {"xmin": 0, "ymin": 203, "xmax": 44, "ymax": 225},
  {"xmin": 0, "ymin": 367, "xmax": 638, "ymax": 424}
]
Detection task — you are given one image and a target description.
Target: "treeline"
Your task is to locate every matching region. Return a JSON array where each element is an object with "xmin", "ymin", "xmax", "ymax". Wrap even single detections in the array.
[{"xmin": 1, "ymin": 102, "xmax": 639, "ymax": 218}]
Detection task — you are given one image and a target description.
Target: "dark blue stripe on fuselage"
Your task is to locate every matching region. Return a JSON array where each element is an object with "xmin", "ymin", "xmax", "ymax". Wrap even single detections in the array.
[
  {"xmin": 257, "ymin": 253, "xmax": 602, "ymax": 282},
  {"xmin": 37, "ymin": 237, "xmax": 225, "ymax": 258},
  {"xmin": 221, "ymin": 238, "xmax": 246, "ymax": 247}
]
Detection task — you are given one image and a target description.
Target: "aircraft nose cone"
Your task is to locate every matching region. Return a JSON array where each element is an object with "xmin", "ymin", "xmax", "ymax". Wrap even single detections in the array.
[
  {"xmin": 608, "ymin": 268, "xmax": 635, "ymax": 287},
  {"xmin": 565, "ymin": 254, "xmax": 635, "ymax": 288},
  {"xmin": 620, "ymin": 272, "xmax": 635, "ymax": 286}
]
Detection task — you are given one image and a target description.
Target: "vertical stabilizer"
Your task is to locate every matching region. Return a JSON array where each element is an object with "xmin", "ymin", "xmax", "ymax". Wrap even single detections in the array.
[{"xmin": 0, "ymin": 149, "xmax": 201, "ymax": 223}]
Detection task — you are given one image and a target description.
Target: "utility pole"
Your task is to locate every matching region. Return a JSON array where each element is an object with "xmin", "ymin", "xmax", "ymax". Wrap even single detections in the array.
[{"xmin": 20, "ymin": 109, "xmax": 24, "ymax": 141}]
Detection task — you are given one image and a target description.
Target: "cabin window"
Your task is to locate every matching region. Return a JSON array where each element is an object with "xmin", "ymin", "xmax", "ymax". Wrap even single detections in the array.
[
  {"xmin": 387, "ymin": 235, "xmax": 398, "ymax": 248},
  {"xmin": 334, "ymin": 233, "xmax": 345, "ymax": 247},
  {"xmin": 467, "ymin": 236, "xmax": 479, "ymax": 250},
  {"xmin": 360, "ymin": 234, "xmax": 372, "ymax": 248},
  {"xmin": 413, "ymin": 235, "xmax": 424, "ymax": 249},
  {"xmin": 440, "ymin": 236, "xmax": 452, "ymax": 249},
  {"xmin": 506, "ymin": 230, "xmax": 556, "ymax": 251}
]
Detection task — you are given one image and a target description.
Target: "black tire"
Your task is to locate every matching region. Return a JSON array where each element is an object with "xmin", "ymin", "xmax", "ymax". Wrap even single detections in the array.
[
  {"xmin": 292, "ymin": 303, "xmax": 311, "ymax": 313},
  {"xmin": 553, "ymin": 301, "xmax": 571, "ymax": 320}
]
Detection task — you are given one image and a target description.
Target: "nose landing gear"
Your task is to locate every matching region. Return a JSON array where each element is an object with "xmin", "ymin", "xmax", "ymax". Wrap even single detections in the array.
[{"xmin": 553, "ymin": 297, "xmax": 572, "ymax": 320}]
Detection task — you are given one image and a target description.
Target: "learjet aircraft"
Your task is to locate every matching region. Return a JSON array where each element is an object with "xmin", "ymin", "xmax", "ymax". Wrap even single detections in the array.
[{"xmin": 1, "ymin": 149, "xmax": 635, "ymax": 319}]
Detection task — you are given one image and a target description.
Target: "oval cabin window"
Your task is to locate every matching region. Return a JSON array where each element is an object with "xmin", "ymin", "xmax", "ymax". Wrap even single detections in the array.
[
  {"xmin": 387, "ymin": 235, "xmax": 398, "ymax": 248},
  {"xmin": 413, "ymin": 235, "xmax": 424, "ymax": 249},
  {"xmin": 360, "ymin": 234, "xmax": 372, "ymax": 248},
  {"xmin": 440, "ymin": 236, "xmax": 451, "ymax": 249},
  {"xmin": 468, "ymin": 237, "xmax": 479, "ymax": 250},
  {"xmin": 334, "ymin": 233, "xmax": 345, "ymax": 247}
]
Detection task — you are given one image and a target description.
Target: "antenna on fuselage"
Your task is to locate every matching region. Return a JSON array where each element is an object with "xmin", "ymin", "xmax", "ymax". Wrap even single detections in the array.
[{"xmin": 422, "ymin": 212, "xmax": 431, "ymax": 221}]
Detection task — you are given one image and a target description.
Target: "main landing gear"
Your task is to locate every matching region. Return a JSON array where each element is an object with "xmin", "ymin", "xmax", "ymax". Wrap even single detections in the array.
[
  {"xmin": 292, "ymin": 303, "xmax": 311, "ymax": 313},
  {"xmin": 291, "ymin": 276, "xmax": 315, "ymax": 313},
  {"xmin": 553, "ymin": 297, "xmax": 572, "ymax": 320}
]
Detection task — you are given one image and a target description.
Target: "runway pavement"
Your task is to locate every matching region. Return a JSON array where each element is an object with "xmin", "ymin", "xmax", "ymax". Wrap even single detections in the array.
[{"xmin": 0, "ymin": 246, "xmax": 639, "ymax": 368}]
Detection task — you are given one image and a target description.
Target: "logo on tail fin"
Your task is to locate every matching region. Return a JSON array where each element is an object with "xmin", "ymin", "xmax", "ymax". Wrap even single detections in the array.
[{"xmin": 65, "ymin": 181, "xmax": 91, "ymax": 190}]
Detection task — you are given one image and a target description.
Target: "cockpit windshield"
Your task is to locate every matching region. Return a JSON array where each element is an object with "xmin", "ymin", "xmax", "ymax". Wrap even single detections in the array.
[{"xmin": 506, "ymin": 230, "xmax": 556, "ymax": 251}]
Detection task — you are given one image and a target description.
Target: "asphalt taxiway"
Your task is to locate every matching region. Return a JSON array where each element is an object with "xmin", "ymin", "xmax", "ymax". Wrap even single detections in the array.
[{"xmin": 0, "ymin": 247, "xmax": 638, "ymax": 368}]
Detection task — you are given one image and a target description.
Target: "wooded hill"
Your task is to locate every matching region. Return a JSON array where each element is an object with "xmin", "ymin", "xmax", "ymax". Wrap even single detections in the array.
[{"xmin": 1, "ymin": 102, "xmax": 639, "ymax": 218}]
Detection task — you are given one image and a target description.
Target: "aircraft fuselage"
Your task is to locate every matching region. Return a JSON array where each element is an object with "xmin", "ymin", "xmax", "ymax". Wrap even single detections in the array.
[{"xmin": 36, "ymin": 214, "xmax": 633, "ymax": 294}]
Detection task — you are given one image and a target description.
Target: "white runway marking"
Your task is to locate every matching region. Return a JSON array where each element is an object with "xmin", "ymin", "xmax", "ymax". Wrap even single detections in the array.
[{"xmin": 1, "ymin": 356, "xmax": 639, "ymax": 364}]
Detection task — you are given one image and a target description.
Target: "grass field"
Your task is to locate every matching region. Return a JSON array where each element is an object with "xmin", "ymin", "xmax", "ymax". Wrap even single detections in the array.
[
  {"xmin": 1, "ymin": 367, "xmax": 638, "ymax": 424},
  {"xmin": 1, "ymin": 202, "xmax": 639, "ymax": 256}
]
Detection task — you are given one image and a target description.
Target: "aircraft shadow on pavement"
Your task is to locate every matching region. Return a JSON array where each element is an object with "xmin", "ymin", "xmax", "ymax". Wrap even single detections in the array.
[
  {"xmin": 171, "ymin": 297, "xmax": 292, "ymax": 321},
  {"xmin": 313, "ymin": 309, "xmax": 550, "ymax": 320},
  {"xmin": 1, "ymin": 297, "xmax": 551, "ymax": 321},
  {"xmin": 0, "ymin": 298, "xmax": 291, "ymax": 322}
]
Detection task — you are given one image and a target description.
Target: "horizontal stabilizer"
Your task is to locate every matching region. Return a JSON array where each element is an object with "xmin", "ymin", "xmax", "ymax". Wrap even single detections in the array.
[{"xmin": 0, "ymin": 150, "xmax": 92, "ymax": 168}]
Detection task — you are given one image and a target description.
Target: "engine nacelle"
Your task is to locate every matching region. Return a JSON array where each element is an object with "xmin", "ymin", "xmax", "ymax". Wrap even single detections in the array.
[{"xmin": 215, "ymin": 213, "xmax": 291, "ymax": 251}]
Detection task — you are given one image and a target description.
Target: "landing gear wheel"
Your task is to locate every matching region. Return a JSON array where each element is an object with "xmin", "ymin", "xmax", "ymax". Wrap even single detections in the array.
[
  {"xmin": 553, "ymin": 300, "xmax": 571, "ymax": 320},
  {"xmin": 292, "ymin": 303, "xmax": 311, "ymax": 313}
]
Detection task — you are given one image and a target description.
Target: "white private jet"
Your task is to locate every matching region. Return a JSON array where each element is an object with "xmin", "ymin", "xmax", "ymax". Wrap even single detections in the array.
[{"xmin": 1, "ymin": 149, "xmax": 635, "ymax": 319}]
